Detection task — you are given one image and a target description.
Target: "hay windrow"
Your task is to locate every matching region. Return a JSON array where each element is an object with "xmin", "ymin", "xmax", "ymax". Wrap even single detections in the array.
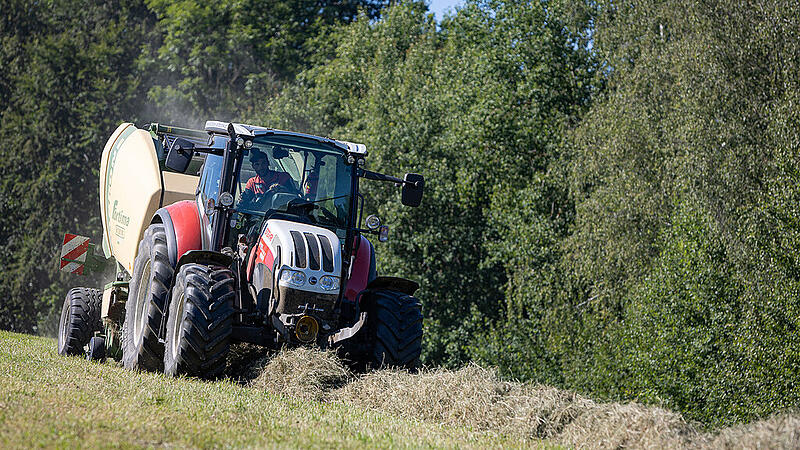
[
  {"xmin": 240, "ymin": 348, "xmax": 800, "ymax": 448},
  {"xmin": 248, "ymin": 347, "xmax": 352, "ymax": 402},
  {"xmin": 707, "ymin": 413, "xmax": 800, "ymax": 449}
]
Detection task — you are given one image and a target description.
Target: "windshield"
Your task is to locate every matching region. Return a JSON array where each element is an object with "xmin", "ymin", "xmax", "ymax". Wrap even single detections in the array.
[{"xmin": 234, "ymin": 135, "xmax": 353, "ymax": 233}]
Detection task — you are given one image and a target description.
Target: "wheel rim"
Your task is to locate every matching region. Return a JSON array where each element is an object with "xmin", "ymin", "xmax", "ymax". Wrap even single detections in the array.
[
  {"xmin": 57, "ymin": 299, "xmax": 69, "ymax": 351},
  {"xmin": 170, "ymin": 292, "xmax": 186, "ymax": 359},
  {"xmin": 134, "ymin": 260, "xmax": 152, "ymax": 342}
]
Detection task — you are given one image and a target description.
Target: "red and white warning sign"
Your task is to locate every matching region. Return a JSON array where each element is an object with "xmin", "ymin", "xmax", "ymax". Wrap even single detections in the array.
[{"xmin": 60, "ymin": 234, "xmax": 91, "ymax": 275}]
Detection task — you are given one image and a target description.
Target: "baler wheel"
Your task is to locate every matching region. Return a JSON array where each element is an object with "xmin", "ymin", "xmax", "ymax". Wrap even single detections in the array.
[
  {"xmin": 57, "ymin": 287, "xmax": 102, "ymax": 356},
  {"xmin": 87, "ymin": 336, "xmax": 106, "ymax": 362}
]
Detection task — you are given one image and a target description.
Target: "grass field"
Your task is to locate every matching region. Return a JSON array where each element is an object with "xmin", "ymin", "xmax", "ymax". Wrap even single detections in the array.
[
  {"xmin": 0, "ymin": 331, "xmax": 537, "ymax": 448},
  {"xmin": 2, "ymin": 330, "xmax": 799, "ymax": 449}
]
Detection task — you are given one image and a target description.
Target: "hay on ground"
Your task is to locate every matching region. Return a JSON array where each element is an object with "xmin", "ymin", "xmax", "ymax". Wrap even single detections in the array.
[
  {"xmin": 249, "ymin": 347, "xmax": 351, "ymax": 402},
  {"xmin": 243, "ymin": 347, "xmax": 800, "ymax": 449}
]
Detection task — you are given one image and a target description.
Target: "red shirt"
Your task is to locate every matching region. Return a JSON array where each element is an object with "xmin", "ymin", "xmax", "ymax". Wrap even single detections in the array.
[{"xmin": 245, "ymin": 172, "xmax": 292, "ymax": 194}]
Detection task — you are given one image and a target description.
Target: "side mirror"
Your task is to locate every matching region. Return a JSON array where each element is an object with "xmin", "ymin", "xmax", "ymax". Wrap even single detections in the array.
[
  {"xmin": 401, "ymin": 173, "xmax": 424, "ymax": 207},
  {"xmin": 165, "ymin": 138, "xmax": 195, "ymax": 172}
]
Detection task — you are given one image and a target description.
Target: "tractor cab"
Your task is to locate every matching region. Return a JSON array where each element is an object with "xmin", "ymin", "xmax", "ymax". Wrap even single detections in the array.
[{"xmin": 228, "ymin": 136, "xmax": 353, "ymax": 242}]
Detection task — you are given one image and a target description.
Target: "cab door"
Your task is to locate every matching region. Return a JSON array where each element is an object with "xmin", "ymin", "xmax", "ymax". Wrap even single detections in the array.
[{"xmin": 195, "ymin": 153, "xmax": 224, "ymax": 250}]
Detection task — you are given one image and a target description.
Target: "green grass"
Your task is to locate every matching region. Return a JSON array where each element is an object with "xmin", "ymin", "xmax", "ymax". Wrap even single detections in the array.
[{"xmin": 0, "ymin": 331, "xmax": 544, "ymax": 448}]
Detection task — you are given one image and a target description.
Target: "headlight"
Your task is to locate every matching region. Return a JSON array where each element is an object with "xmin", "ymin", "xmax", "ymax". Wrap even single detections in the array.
[
  {"xmin": 319, "ymin": 275, "xmax": 340, "ymax": 291},
  {"xmin": 291, "ymin": 271, "xmax": 306, "ymax": 286},
  {"xmin": 365, "ymin": 214, "xmax": 381, "ymax": 230},
  {"xmin": 280, "ymin": 269, "xmax": 306, "ymax": 287}
]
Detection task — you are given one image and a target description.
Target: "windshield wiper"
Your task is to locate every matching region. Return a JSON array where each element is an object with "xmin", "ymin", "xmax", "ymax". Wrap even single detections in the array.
[{"xmin": 308, "ymin": 195, "xmax": 347, "ymax": 204}]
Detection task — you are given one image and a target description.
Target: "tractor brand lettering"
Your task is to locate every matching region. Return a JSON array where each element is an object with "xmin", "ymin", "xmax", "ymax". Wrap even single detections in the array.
[
  {"xmin": 112, "ymin": 200, "xmax": 131, "ymax": 226},
  {"xmin": 264, "ymin": 227, "xmax": 274, "ymax": 242}
]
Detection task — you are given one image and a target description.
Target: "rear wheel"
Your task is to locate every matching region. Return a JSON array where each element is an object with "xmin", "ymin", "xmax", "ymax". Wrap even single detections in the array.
[
  {"xmin": 123, "ymin": 223, "xmax": 173, "ymax": 372},
  {"xmin": 57, "ymin": 287, "xmax": 102, "ymax": 356},
  {"xmin": 164, "ymin": 264, "xmax": 235, "ymax": 379},
  {"xmin": 365, "ymin": 290, "xmax": 423, "ymax": 370}
]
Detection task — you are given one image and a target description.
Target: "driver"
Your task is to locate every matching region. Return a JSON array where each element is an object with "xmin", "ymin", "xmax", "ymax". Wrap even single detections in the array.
[{"xmin": 240, "ymin": 149, "xmax": 298, "ymax": 207}]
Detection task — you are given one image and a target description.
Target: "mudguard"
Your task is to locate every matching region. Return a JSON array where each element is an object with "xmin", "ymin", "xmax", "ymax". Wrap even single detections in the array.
[
  {"xmin": 345, "ymin": 235, "xmax": 377, "ymax": 302},
  {"xmin": 153, "ymin": 200, "xmax": 203, "ymax": 266}
]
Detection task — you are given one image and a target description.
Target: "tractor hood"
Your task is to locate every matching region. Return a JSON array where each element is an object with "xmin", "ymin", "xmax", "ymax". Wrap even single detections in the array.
[{"xmin": 260, "ymin": 219, "xmax": 342, "ymax": 295}]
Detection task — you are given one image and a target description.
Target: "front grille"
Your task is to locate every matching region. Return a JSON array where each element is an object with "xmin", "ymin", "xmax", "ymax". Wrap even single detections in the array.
[
  {"xmin": 290, "ymin": 230, "xmax": 334, "ymax": 273},
  {"xmin": 304, "ymin": 232, "xmax": 320, "ymax": 270},
  {"xmin": 318, "ymin": 235, "xmax": 334, "ymax": 272},
  {"xmin": 290, "ymin": 231, "xmax": 306, "ymax": 268}
]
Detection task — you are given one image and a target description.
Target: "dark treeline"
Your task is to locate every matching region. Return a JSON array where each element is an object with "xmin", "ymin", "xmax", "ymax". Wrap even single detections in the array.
[{"xmin": 2, "ymin": 0, "xmax": 800, "ymax": 427}]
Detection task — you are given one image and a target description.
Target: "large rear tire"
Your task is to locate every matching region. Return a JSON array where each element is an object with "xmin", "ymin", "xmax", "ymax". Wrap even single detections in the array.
[
  {"xmin": 164, "ymin": 264, "xmax": 235, "ymax": 379},
  {"xmin": 57, "ymin": 287, "xmax": 102, "ymax": 356},
  {"xmin": 123, "ymin": 223, "xmax": 173, "ymax": 372},
  {"xmin": 366, "ymin": 290, "xmax": 423, "ymax": 370}
]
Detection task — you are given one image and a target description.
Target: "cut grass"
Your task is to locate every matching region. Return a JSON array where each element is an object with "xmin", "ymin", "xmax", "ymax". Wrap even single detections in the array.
[
  {"xmin": 0, "ymin": 331, "xmax": 543, "ymax": 448},
  {"xmin": 5, "ymin": 330, "xmax": 800, "ymax": 449},
  {"xmin": 249, "ymin": 347, "xmax": 800, "ymax": 449}
]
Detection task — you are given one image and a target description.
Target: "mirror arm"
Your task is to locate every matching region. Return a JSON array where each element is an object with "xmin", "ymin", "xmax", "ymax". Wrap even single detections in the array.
[
  {"xmin": 187, "ymin": 146, "xmax": 224, "ymax": 156},
  {"xmin": 358, "ymin": 169, "xmax": 418, "ymax": 186}
]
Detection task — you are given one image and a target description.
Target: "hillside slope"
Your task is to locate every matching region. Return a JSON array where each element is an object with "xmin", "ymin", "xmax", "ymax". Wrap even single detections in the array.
[
  {"xmin": 2, "ymin": 330, "xmax": 799, "ymax": 449},
  {"xmin": 0, "ymin": 331, "xmax": 532, "ymax": 448}
]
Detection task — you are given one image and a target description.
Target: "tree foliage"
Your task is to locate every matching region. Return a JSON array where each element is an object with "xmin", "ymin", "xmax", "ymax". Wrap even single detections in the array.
[
  {"xmin": 557, "ymin": 0, "xmax": 800, "ymax": 425},
  {"xmin": 0, "ymin": 0, "xmax": 158, "ymax": 333},
  {"xmin": 258, "ymin": 0, "xmax": 595, "ymax": 366},
  {"xmin": 4, "ymin": 0, "xmax": 800, "ymax": 427},
  {"xmin": 142, "ymin": 0, "xmax": 386, "ymax": 122}
]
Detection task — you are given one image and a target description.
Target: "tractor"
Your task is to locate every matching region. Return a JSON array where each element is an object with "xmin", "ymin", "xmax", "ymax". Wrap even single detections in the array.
[{"xmin": 57, "ymin": 121, "xmax": 424, "ymax": 378}]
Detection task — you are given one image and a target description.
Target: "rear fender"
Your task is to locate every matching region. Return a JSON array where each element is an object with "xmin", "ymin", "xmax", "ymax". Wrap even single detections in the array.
[{"xmin": 153, "ymin": 200, "xmax": 202, "ymax": 266}]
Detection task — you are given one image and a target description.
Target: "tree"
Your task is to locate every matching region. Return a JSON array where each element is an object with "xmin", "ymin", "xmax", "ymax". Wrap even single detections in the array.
[
  {"xmin": 259, "ymin": 0, "xmax": 595, "ymax": 366},
  {"xmin": 0, "ymin": 0, "xmax": 159, "ymax": 333},
  {"xmin": 142, "ymin": 0, "xmax": 387, "ymax": 122}
]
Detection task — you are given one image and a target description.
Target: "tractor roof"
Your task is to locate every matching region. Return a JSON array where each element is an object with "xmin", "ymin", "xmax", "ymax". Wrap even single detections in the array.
[{"xmin": 204, "ymin": 121, "xmax": 368, "ymax": 156}]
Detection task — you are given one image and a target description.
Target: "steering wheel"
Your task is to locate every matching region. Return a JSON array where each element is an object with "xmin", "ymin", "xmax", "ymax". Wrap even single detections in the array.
[
  {"xmin": 309, "ymin": 202, "xmax": 340, "ymax": 224},
  {"xmin": 285, "ymin": 199, "xmax": 340, "ymax": 225},
  {"xmin": 268, "ymin": 183, "xmax": 296, "ymax": 194}
]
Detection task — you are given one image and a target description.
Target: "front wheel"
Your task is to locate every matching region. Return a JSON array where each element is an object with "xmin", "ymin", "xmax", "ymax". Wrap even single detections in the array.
[
  {"xmin": 164, "ymin": 264, "xmax": 235, "ymax": 379},
  {"xmin": 57, "ymin": 288, "xmax": 102, "ymax": 356},
  {"xmin": 365, "ymin": 290, "xmax": 423, "ymax": 370}
]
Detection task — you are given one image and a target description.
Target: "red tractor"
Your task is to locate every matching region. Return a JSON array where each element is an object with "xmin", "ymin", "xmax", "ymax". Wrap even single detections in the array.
[{"xmin": 57, "ymin": 121, "xmax": 424, "ymax": 378}]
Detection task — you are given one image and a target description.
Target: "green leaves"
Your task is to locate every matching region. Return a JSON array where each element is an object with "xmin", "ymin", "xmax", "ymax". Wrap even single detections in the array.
[
  {"xmin": 0, "ymin": 0, "xmax": 158, "ymax": 332},
  {"xmin": 258, "ymin": 1, "xmax": 595, "ymax": 367},
  {"xmin": 142, "ymin": 0, "xmax": 385, "ymax": 121}
]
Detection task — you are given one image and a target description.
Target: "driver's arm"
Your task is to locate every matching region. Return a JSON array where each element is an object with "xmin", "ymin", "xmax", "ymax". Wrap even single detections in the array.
[
  {"xmin": 270, "ymin": 173, "xmax": 300, "ymax": 195},
  {"xmin": 239, "ymin": 188, "xmax": 255, "ymax": 205},
  {"xmin": 237, "ymin": 178, "xmax": 259, "ymax": 208}
]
